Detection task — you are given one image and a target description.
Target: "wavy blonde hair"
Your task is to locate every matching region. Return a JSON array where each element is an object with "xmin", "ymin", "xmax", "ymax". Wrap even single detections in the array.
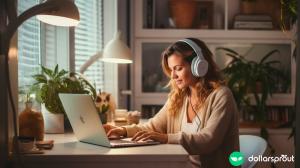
[{"xmin": 161, "ymin": 38, "xmax": 224, "ymax": 116}]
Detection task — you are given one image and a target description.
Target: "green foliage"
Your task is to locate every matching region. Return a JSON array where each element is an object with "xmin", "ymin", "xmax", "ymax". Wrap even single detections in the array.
[
  {"xmin": 280, "ymin": 0, "xmax": 297, "ymax": 33},
  {"xmin": 99, "ymin": 104, "xmax": 109, "ymax": 114},
  {"xmin": 218, "ymin": 47, "xmax": 289, "ymax": 122},
  {"xmin": 281, "ymin": 0, "xmax": 297, "ymax": 26},
  {"xmin": 33, "ymin": 64, "xmax": 96, "ymax": 114},
  {"xmin": 19, "ymin": 85, "xmax": 39, "ymax": 103}
]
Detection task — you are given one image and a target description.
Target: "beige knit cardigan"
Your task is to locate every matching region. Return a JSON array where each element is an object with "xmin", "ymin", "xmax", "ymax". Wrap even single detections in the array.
[{"xmin": 124, "ymin": 86, "xmax": 240, "ymax": 168}]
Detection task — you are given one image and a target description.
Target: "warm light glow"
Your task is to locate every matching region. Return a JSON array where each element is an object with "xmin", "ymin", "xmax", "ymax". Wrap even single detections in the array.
[
  {"xmin": 8, "ymin": 47, "xmax": 18, "ymax": 59},
  {"xmin": 102, "ymin": 58, "xmax": 133, "ymax": 64},
  {"xmin": 36, "ymin": 15, "xmax": 79, "ymax": 27}
]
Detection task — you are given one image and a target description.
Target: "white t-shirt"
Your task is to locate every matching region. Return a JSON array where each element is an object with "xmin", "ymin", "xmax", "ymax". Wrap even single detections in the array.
[
  {"xmin": 181, "ymin": 109, "xmax": 201, "ymax": 133},
  {"xmin": 181, "ymin": 101, "xmax": 202, "ymax": 168}
]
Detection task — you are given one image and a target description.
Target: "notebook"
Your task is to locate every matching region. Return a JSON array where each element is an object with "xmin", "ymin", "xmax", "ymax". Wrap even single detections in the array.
[{"xmin": 59, "ymin": 93, "xmax": 159, "ymax": 148}]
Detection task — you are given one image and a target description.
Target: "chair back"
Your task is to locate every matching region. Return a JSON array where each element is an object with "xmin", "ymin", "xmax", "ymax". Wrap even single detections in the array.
[{"xmin": 239, "ymin": 135, "xmax": 267, "ymax": 168}]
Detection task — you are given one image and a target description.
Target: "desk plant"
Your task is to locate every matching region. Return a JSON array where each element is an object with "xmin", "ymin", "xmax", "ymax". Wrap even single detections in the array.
[
  {"xmin": 33, "ymin": 64, "xmax": 96, "ymax": 133},
  {"xmin": 33, "ymin": 64, "xmax": 97, "ymax": 114},
  {"xmin": 33, "ymin": 65, "xmax": 96, "ymax": 114}
]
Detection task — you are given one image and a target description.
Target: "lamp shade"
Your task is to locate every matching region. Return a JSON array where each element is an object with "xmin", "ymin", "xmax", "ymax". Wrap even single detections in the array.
[
  {"xmin": 36, "ymin": 0, "xmax": 80, "ymax": 27},
  {"xmin": 102, "ymin": 31, "xmax": 132, "ymax": 64}
]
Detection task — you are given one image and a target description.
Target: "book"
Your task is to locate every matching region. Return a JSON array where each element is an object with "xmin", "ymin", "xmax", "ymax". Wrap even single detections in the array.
[
  {"xmin": 144, "ymin": 0, "xmax": 155, "ymax": 28},
  {"xmin": 234, "ymin": 21, "xmax": 273, "ymax": 30},
  {"xmin": 234, "ymin": 14, "xmax": 272, "ymax": 22}
]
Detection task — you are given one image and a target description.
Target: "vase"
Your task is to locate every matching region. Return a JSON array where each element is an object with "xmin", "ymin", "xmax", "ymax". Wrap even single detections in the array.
[
  {"xmin": 41, "ymin": 104, "xmax": 64, "ymax": 134},
  {"xmin": 19, "ymin": 102, "xmax": 44, "ymax": 141},
  {"xmin": 240, "ymin": 1, "xmax": 256, "ymax": 14},
  {"xmin": 169, "ymin": 0, "xmax": 197, "ymax": 29}
]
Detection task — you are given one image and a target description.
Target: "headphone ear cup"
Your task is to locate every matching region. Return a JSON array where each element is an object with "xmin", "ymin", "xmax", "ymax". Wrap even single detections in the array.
[
  {"xmin": 191, "ymin": 57, "xmax": 208, "ymax": 77},
  {"xmin": 191, "ymin": 57, "xmax": 198, "ymax": 77},
  {"xmin": 197, "ymin": 59, "xmax": 208, "ymax": 77}
]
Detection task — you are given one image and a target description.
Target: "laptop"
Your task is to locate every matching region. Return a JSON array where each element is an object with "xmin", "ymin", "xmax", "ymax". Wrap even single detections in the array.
[{"xmin": 59, "ymin": 93, "xmax": 159, "ymax": 148}]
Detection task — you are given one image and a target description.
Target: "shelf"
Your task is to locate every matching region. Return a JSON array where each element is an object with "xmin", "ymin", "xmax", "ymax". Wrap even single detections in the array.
[
  {"xmin": 136, "ymin": 0, "xmax": 288, "ymax": 39},
  {"xmin": 239, "ymin": 127, "xmax": 292, "ymax": 135},
  {"xmin": 248, "ymin": 93, "xmax": 295, "ymax": 106},
  {"xmin": 135, "ymin": 29, "xmax": 292, "ymax": 41},
  {"xmin": 239, "ymin": 121, "xmax": 288, "ymax": 129},
  {"xmin": 132, "ymin": 0, "xmax": 295, "ymax": 114}
]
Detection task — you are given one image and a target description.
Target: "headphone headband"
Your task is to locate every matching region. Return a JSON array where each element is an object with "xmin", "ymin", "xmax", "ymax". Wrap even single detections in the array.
[
  {"xmin": 178, "ymin": 39, "xmax": 205, "ymax": 60},
  {"xmin": 178, "ymin": 39, "xmax": 208, "ymax": 77}
]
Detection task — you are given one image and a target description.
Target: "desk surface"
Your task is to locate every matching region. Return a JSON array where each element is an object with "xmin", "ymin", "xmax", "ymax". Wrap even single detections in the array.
[{"xmin": 20, "ymin": 133, "xmax": 190, "ymax": 168}]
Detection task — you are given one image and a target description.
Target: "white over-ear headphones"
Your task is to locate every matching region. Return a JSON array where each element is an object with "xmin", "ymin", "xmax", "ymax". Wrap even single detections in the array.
[{"xmin": 178, "ymin": 39, "xmax": 208, "ymax": 77}]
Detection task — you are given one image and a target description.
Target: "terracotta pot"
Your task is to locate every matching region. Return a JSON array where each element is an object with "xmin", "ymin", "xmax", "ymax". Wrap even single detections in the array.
[
  {"xmin": 169, "ymin": 0, "xmax": 197, "ymax": 29},
  {"xmin": 19, "ymin": 102, "xmax": 44, "ymax": 141},
  {"xmin": 240, "ymin": 1, "xmax": 256, "ymax": 14}
]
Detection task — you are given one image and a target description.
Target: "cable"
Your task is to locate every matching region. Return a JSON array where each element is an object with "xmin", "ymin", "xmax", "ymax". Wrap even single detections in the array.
[{"xmin": 188, "ymin": 96, "xmax": 201, "ymax": 132}]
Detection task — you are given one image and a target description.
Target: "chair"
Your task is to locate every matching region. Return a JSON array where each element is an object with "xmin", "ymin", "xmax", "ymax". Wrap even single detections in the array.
[{"xmin": 239, "ymin": 135, "xmax": 267, "ymax": 168}]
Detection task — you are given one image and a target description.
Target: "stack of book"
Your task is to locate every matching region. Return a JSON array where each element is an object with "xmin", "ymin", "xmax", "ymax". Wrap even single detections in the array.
[{"xmin": 233, "ymin": 14, "xmax": 273, "ymax": 30}]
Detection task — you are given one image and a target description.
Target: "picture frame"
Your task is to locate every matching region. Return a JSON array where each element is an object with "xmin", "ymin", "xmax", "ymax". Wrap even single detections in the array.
[{"xmin": 196, "ymin": 1, "xmax": 214, "ymax": 29}]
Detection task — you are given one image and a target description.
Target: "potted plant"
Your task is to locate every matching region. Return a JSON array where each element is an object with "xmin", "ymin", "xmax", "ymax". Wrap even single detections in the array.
[
  {"xmin": 94, "ymin": 91, "xmax": 116, "ymax": 124},
  {"xmin": 217, "ymin": 47, "xmax": 289, "ymax": 124},
  {"xmin": 96, "ymin": 96, "xmax": 110, "ymax": 124},
  {"xmin": 218, "ymin": 47, "xmax": 290, "ymax": 160},
  {"xmin": 33, "ymin": 64, "xmax": 96, "ymax": 133}
]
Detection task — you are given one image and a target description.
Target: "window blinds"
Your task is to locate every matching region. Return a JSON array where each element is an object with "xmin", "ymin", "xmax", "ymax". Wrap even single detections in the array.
[
  {"xmin": 17, "ymin": 0, "xmax": 41, "ymax": 87},
  {"xmin": 74, "ymin": 0, "xmax": 104, "ymax": 91}
]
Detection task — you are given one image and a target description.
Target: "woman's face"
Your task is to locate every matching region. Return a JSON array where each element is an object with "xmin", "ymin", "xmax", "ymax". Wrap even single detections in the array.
[{"xmin": 167, "ymin": 53, "xmax": 196, "ymax": 89}]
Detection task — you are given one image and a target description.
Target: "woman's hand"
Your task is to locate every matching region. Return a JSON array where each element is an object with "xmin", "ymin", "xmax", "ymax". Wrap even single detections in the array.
[
  {"xmin": 132, "ymin": 131, "xmax": 168, "ymax": 144},
  {"xmin": 103, "ymin": 124, "xmax": 117, "ymax": 133},
  {"xmin": 104, "ymin": 124, "xmax": 127, "ymax": 139}
]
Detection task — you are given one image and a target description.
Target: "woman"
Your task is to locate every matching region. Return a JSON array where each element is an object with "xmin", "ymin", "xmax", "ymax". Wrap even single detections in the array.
[{"xmin": 105, "ymin": 38, "xmax": 239, "ymax": 168}]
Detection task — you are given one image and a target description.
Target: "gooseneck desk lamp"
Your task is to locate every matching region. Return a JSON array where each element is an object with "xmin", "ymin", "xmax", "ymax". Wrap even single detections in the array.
[{"xmin": 0, "ymin": 0, "xmax": 79, "ymax": 167}]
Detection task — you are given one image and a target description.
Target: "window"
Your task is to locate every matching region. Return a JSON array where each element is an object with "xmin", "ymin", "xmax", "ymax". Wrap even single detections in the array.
[
  {"xmin": 18, "ymin": 0, "xmax": 41, "ymax": 88},
  {"xmin": 74, "ymin": 0, "xmax": 104, "ymax": 91},
  {"xmin": 17, "ymin": 0, "xmax": 106, "ymax": 111}
]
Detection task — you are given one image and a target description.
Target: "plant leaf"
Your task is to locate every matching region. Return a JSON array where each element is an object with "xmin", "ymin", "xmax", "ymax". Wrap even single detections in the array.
[
  {"xmin": 41, "ymin": 65, "xmax": 53, "ymax": 78},
  {"xmin": 54, "ymin": 64, "xmax": 58, "ymax": 75},
  {"xmin": 32, "ymin": 74, "xmax": 47, "ymax": 83},
  {"xmin": 259, "ymin": 49, "xmax": 280, "ymax": 64},
  {"xmin": 217, "ymin": 47, "xmax": 240, "ymax": 56}
]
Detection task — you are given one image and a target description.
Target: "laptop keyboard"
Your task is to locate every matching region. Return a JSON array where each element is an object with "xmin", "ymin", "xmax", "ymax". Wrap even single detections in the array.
[
  {"xmin": 110, "ymin": 139, "xmax": 159, "ymax": 147},
  {"xmin": 112, "ymin": 139, "xmax": 138, "ymax": 144}
]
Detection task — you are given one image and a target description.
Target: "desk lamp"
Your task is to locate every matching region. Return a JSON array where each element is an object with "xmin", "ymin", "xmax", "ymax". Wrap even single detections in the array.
[{"xmin": 0, "ymin": 0, "xmax": 79, "ymax": 166}]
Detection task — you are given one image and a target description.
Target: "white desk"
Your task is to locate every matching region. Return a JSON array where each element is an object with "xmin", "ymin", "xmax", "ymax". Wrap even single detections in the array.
[{"xmin": 20, "ymin": 133, "xmax": 190, "ymax": 168}]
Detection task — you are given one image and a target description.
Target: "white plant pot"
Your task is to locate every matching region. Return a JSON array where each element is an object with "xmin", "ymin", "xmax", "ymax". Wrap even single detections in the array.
[{"xmin": 41, "ymin": 104, "xmax": 64, "ymax": 134}]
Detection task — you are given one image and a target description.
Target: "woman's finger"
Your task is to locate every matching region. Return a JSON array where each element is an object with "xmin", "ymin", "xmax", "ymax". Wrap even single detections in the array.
[
  {"xmin": 107, "ymin": 129, "xmax": 114, "ymax": 137},
  {"xmin": 132, "ymin": 131, "xmax": 147, "ymax": 140},
  {"xmin": 107, "ymin": 128, "xmax": 119, "ymax": 137},
  {"xmin": 141, "ymin": 135, "xmax": 152, "ymax": 141},
  {"xmin": 133, "ymin": 132, "xmax": 149, "ymax": 141},
  {"xmin": 103, "ymin": 124, "xmax": 111, "ymax": 133}
]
